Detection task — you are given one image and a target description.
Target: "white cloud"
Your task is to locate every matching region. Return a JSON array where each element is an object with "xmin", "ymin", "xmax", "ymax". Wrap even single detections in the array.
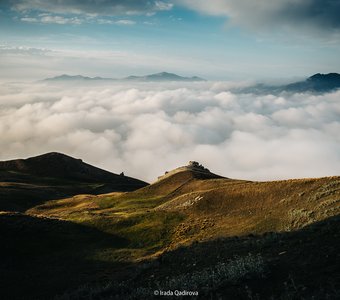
[
  {"xmin": 20, "ymin": 14, "xmax": 137, "ymax": 26},
  {"xmin": 40, "ymin": 15, "xmax": 82, "ymax": 25},
  {"xmin": 11, "ymin": 0, "xmax": 173, "ymax": 16},
  {"xmin": 114, "ymin": 20, "xmax": 136, "ymax": 26},
  {"xmin": 154, "ymin": 1, "xmax": 173, "ymax": 11},
  {"xmin": 178, "ymin": 0, "xmax": 340, "ymax": 37},
  {"xmin": 97, "ymin": 18, "xmax": 114, "ymax": 25},
  {"xmin": 0, "ymin": 80, "xmax": 339, "ymax": 182},
  {"xmin": 0, "ymin": 45, "xmax": 51, "ymax": 55},
  {"xmin": 20, "ymin": 17, "xmax": 39, "ymax": 22},
  {"xmin": 20, "ymin": 14, "xmax": 83, "ymax": 24}
]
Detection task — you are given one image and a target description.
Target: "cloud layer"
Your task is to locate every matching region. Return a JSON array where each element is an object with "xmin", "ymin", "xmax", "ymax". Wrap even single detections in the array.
[
  {"xmin": 0, "ymin": 80, "xmax": 339, "ymax": 182},
  {"xmin": 179, "ymin": 0, "xmax": 340, "ymax": 35},
  {"xmin": 9, "ymin": 0, "xmax": 173, "ymax": 15}
]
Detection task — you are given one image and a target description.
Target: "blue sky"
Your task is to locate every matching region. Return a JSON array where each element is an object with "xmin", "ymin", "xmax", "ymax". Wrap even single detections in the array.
[{"xmin": 1, "ymin": 0, "xmax": 340, "ymax": 81}]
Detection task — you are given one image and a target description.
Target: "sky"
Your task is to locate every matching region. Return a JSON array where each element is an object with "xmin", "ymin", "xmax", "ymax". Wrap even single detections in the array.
[
  {"xmin": 1, "ymin": 0, "xmax": 340, "ymax": 80},
  {"xmin": 0, "ymin": 1, "xmax": 340, "ymax": 182}
]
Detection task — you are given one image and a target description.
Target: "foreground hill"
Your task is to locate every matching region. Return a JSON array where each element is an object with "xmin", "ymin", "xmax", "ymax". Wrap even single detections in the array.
[
  {"xmin": 1, "ymin": 161, "xmax": 340, "ymax": 299},
  {"xmin": 0, "ymin": 152, "xmax": 148, "ymax": 211}
]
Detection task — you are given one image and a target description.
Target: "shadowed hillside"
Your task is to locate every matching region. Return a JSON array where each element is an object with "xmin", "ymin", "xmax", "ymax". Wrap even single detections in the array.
[
  {"xmin": 55, "ymin": 216, "xmax": 340, "ymax": 300},
  {"xmin": 0, "ymin": 152, "xmax": 148, "ymax": 211},
  {"xmin": 0, "ymin": 212, "xmax": 130, "ymax": 300}
]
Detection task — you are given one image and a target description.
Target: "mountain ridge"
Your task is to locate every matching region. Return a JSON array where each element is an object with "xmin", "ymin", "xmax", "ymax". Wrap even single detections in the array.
[
  {"xmin": 0, "ymin": 152, "xmax": 146, "ymax": 184},
  {"xmin": 43, "ymin": 72, "xmax": 205, "ymax": 82},
  {"xmin": 0, "ymin": 152, "xmax": 148, "ymax": 211},
  {"xmin": 284, "ymin": 72, "xmax": 340, "ymax": 92}
]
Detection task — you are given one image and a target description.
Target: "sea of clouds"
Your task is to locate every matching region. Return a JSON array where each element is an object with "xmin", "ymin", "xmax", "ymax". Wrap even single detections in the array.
[{"xmin": 0, "ymin": 80, "xmax": 339, "ymax": 182}]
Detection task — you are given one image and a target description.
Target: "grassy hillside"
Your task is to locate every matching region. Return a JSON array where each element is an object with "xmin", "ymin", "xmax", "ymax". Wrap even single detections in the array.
[
  {"xmin": 30, "ymin": 169, "xmax": 340, "ymax": 246},
  {"xmin": 1, "ymin": 163, "xmax": 340, "ymax": 299}
]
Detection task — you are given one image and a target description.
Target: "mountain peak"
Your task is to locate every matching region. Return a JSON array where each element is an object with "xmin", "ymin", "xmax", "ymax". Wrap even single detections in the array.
[
  {"xmin": 187, "ymin": 161, "xmax": 210, "ymax": 172},
  {"xmin": 157, "ymin": 71, "xmax": 173, "ymax": 75},
  {"xmin": 33, "ymin": 151, "xmax": 75, "ymax": 159},
  {"xmin": 308, "ymin": 73, "xmax": 340, "ymax": 82},
  {"xmin": 152, "ymin": 72, "xmax": 183, "ymax": 77},
  {"xmin": 124, "ymin": 72, "xmax": 205, "ymax": 82},
  {"xmin": 25, "ymin": 152, "xmax": 83, "ymax": 165},
  {"xmin": 156, "ymin": 161, "xmax": 222, "ymax": 182}
]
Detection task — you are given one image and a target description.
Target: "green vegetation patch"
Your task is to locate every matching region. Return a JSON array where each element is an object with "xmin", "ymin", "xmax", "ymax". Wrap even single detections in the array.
[
  {"xmin": 118, "ymin": 211, "xmax": 184, "ymax": 249},
  {"xmin": 82, "ymin": 211, "xmax": 185, "ymax": 251},
  {"xmin": 251, "ymin": 216, "xmax": 283, "ymax": 233},
  {"xmin": 96, "ymin": 195, "xmax": 166, "ymax": 211}
]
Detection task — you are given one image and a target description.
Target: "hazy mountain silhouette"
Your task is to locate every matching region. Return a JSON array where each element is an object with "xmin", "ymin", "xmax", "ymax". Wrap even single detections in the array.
[
  {"xmin": 284, "ymin": 73, "xmax": 340, "ymax": 92},
  {"xmin": 123, "ymin": 72, "xmax": 205, "ymax": 82},
  {"xmin": 237, "ymin": 73, "xmax": 340, "ymax": 94},
  {"xmin": 44, "ymin": 72, "xmax": 205, "ymax": 82},
  {"xmin": 44, "ymin": 74, "xmax": 112, "ymax": 81}
]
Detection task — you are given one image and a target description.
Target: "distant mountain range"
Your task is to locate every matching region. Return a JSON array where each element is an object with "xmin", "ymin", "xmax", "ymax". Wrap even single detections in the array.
[
  {"xmin": 44, "ymin": 72, "xmax": 205, "ymax": 82},
  {"xmin": 44, "ymin": 74, "xmax": 112, "ymax": 81},
  {"xmin": 44, "ymin": 72, "xmax": 340, "ymax": 93},
  {"xmin": 238, "ymin": 73, "xmax": 340, "ymax": 94}
]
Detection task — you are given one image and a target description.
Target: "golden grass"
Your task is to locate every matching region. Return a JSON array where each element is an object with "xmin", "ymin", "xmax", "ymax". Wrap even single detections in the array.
[{"xmin": 27, "ymin": 171, "xmax": 340, "ymax": 259}]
